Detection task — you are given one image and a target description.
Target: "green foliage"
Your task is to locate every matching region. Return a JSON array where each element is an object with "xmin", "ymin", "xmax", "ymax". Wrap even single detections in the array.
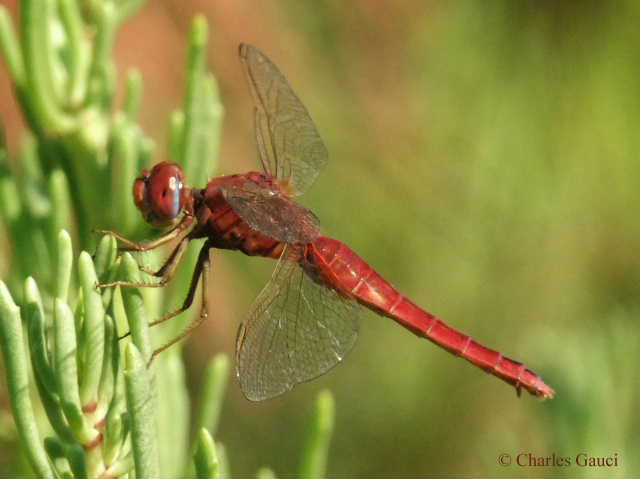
[
  {"xmin": 1, "ymin": 248, "xmax": 336, "ymax": 477},
  {"xmin": 275, "ymin": 2, "xmax": 640, "ymax": 476},
  {"xmin": 0, "ymin": 0, "xmax": 152, "ymax": 294},
  {"xmin": 0, "ymin": 2, "xmax": 336, "ymax": 478},
  {"xmin": 0, "ymin": 281, "xmax": 54, "ymax": 478},
  {"xmin": 193, "ymin": 428, "xmax": 219, "ymax": 479},
  {"xmin": 298, "ymin": 390, "xmax": 334, "ymax": 479}
]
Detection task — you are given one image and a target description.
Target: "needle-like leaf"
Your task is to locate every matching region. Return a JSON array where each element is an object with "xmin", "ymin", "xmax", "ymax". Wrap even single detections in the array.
[
  {"xmin": 24, "ymin": 278, "xmax": 74, "ymax": 443},
  {"xmin": 97, "ymin": 314, "xmax": 118, "ymax": 418},
  {"xmin": 110, "ymin": 112, "xmax": 140, "ymax": 233},
  {"xmin": 0, "ymin": 155, "xmax": 21, "ymax": 224},
  {"xmin": 125, "ymin": 343, "xmax": 159, "ymax": 478},
  {"xmin": 102, "ymin": 373, "xmax": 126, "ymax": 467},
  {"xmin": 0, "ymin": 6, "xmax": 25, "ymax": 87},
  {"xmin": 87, "ymin": 2, "xmax": 117, "ymax": 107},
  {"xmin": 181, "ymin": 15, "xmax": 223, "ymax": 183},
  {"xmin": 194, "ymin": 428, "xmax": 219, "ymax": 479},
  {"xmin": 64, "ymin": 440, "xmax": 89, "ymax": 479},
  {"xmin": 78, "ymin": 251, "xmax": 106, "ymax": 408},
  {"xmin": 181, "ymin": 15, "xmax": 208, "ymax": 180},
  {"xmin": 44, "ymin": 436, "xmax": 74, "ymax": 478},
  {"xmin": 119, "ymin": 252, "xmax": 152, "ymax": 362},
  {"xmin": 168, "ymin": 110, "xmax": 185, "ymax": 164},
  {"xmin": 48, "ymin": 171, "xmax": 73, "ymax": 254},
  {"xmin": 21, "ymin": 0, "xmax": 76, "ymax": 133},
  {"xmin": 157, "ymin": 352, "xmax": 190, "ymax": 477},
  {"xmin": 55, "ymin": 229, "xmax": 73, "ymax": 302},
  {"xmin": 195, "ymin": 353, "xmax": 229, "ymax": 437},
  {"xmin": 256, "ymin": 467, "xmax": 277, "ymax": 479},
  {"xmin": 0, "ymin": 281, "xmax": 55, "ymax": 478},
  {"xmin": 53, "ymin": 298, "xmax": 97, "ymax": 445},
  {"xmin": 124, "ymin": 69, "xmax": 143, "ymax": 120},
  {"xmin": 93, "ymin": 234, "xmax": 117, "ymax": 282},
  {"xmin": 57, "ymin": 0, "xmax": 89, "ymax": 105},
  {"xmin": 298, "ymin": 390, "xmax": 335, "ymax": 479}
]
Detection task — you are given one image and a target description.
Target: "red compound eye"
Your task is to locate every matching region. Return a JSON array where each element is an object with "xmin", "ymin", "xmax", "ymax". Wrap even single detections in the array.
[{"xmin": 132, "ymin": 161, "xmax": 186, "ymax": 227}]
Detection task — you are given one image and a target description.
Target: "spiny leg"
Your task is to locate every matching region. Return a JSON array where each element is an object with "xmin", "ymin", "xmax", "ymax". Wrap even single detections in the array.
[
  {"xmin": 147, "ymin": 240, "xmax": 212, "ymax": 328},
  {"xmin": 100, "ymin": 235, "xmax": 191, "ymax": 289},
  {"xmin": 96, "ymin": 214, "xmax": 194, "ymax": 252},
  {"xmin": 148, "ymin": 240, "xmax": 213, "ymax": 365},
  {"xmin": 110, "ymin": 236, "xmax": 193, "ymax": 340},
  {"xmin": 138, "ymin": 234, "xmax": 190, "ymax": 278}
]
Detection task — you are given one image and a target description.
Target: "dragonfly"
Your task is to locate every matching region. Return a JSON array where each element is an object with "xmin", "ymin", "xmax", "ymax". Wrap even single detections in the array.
[{"xmin": 100, "ymin": 44, "xmax": 555, "ymax": 401}]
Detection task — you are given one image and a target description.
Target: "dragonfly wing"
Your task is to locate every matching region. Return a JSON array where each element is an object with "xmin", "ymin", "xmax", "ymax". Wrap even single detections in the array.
[
  {"xmin": 236, "ymin": 247, "xmax": 360, "ymax": 401},
  {"xmin": 221, "ymin": 183, "xmax": 321, "ymax": 244},
  {"xmin": 239, "ymin": 44, "xmax": 328, "ymax": 196}
]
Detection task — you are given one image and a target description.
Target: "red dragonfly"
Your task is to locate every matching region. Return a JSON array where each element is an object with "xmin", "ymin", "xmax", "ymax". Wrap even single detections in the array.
[{"xmin": 101, "ymin": 44, "xmax": 555, "ymax": 401}]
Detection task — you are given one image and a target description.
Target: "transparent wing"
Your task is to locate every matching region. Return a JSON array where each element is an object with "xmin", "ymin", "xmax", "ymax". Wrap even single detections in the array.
[
  {"xmin": 221, "ymin": 182, "xmax": 321, "ymax": 244},
  {"xmin": 239, "ymin": 43, "xmax": 328, "ymax": 196},
  {"xmin": 236, "ymin": 247, "xmax": 360, "ymax": 401}
]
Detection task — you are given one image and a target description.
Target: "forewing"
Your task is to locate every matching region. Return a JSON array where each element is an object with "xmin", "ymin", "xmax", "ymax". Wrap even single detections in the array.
[
  {"xmin": 221, "ymin": 182, "xmax": 321, "ymax": 244},
  {"xmin": 236, "ymin": 247, "xmax": 360, "ymax": 401},
  {"xmin": 239, "ymin": 43, "xmax": 328, "ymax": 196}
]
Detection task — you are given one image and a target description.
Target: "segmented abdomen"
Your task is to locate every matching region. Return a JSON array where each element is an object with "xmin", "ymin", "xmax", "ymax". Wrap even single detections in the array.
[{"xmin": 306, "ymin": 236, "xmax": 554, "ymax": 399}]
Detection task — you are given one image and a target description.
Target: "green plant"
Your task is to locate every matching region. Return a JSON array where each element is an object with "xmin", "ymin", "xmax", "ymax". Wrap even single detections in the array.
[
  {"xmin": 0, "ymin": 238, "xmax": 336, "ymax": 476},
  {"xmin": 0, "ymin": 1, "xmax": 336, "ymax": 477}
]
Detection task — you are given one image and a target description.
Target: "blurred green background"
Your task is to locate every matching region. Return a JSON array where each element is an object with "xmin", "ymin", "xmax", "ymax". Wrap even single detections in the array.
[{"xmin": 1, "ymin": 0, "xmax": 639, "ymax": 477}]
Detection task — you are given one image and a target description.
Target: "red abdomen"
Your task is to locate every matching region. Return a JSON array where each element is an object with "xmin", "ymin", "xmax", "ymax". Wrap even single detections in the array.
[{"xmin": 306, "ymin": 236, "xmax": 554, "ymax": 399}]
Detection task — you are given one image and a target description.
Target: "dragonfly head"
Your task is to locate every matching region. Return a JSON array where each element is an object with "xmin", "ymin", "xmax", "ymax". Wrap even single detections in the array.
[{"xmin": 133, "ymin": 161, "xmax": 190, "ymax": 228}]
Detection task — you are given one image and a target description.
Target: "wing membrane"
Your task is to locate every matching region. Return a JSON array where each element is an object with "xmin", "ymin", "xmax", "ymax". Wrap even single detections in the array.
[
  {"xmin": 221, "ymin": 183, "xmax": 321, "ymax": 244},
  {"xmin": 239, "ymin": 44, "xmax": 328, "ymax": 196},
  {"xmin": 236, "ymin": 247, "xmax": 360, "ymax": 401}
]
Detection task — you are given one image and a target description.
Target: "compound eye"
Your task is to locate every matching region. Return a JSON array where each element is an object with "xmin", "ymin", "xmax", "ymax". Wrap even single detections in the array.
[
  {"xmin": 132, "ymin": 162, "xmax": 186, "ymax": 227},
  {"xmin": 133, "ymin": 171, "xmax": 150, "ymax": 215},
  {"xmin": 147, "ymin": 162, "xmax": 185, "ymax": 222}
]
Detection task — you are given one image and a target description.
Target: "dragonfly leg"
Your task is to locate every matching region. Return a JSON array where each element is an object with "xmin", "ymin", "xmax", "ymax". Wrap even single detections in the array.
[
  {"xmin": 106, "ymin": 239, "xmax": 195, "ymax": 339},
  {"xmin": 140, "ymin": 235, "xmax": 190, "ymax": 278},
  {"xmin": 98, "ymin": 226, "xmax": 192, "ymax": 290},
  {"xmin": 96, "ymin": 214, "xmax": 194, "ymax": 252},
  {"xmin": 147, "ymin": 240, "xmax": 213, "ymax": 365},
  {"xmin": 99, "ymin": 279, "xmax": 168, "ymax": 289}
]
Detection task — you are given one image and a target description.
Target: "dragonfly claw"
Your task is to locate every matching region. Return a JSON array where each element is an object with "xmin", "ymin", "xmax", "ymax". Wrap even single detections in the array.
[
  {"xmin": 118, "ymin": 330, "xmax": 131, "ymax": 341},
  {"xmin": 138, "ymin": 265, "xmax": 158, "ymax": 276}
]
